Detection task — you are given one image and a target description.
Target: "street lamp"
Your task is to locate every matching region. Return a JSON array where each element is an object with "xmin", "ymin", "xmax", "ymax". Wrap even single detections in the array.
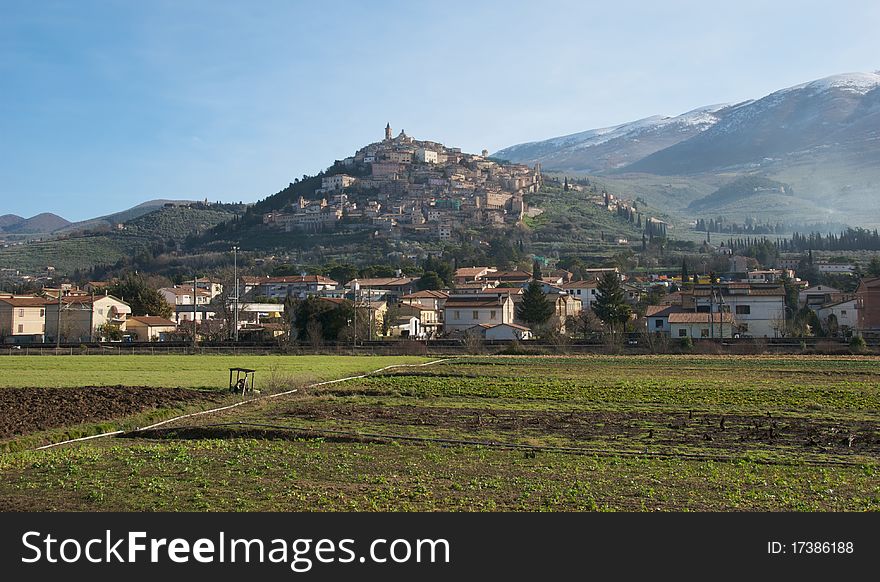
[{"xmin": 232, "ymin": 246, "xmax": 240, "ymax": 342}]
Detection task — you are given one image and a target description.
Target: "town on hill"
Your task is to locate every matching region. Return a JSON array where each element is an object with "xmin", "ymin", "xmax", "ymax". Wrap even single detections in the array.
[{"xmin": 261, "ymin": 123, "xmax": 543, "ymax": 241}]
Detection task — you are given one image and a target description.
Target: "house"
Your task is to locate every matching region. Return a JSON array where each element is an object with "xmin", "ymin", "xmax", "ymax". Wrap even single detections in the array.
[
  {"xmin": 856, "ymin": 277, "xmax": 880, "ymax": 331},
  {"xmin": 454, "ymin": 266, "xmax": 497, "ymax": 285},
  {"xmin": 645, "ymin": 304, "xmax": 683, "ymax": 335},
  {"xmin": 241, "ymin": 275, "xmax": 339, "ymax": 300},
  {"xmin": 126, "ymin": 316, "xmax": 178, "ymax": 341},
  {"xmin": 0, "ymin": 296, "xmax": 48, "ymax": 344},
  {"xmin": 159, "ymin": 286, "xmax": 216, "ymax": 324},
  {"xmin": 387, "ymin": 315, "xmax": 422, "ymax": 338},
  {"xmin": 746, "ymin": 269, "xmax": 789, "ymax": 284},
  {"xmin": 668, "ymin": 312, "xmax": 736, "ymax": 339},
  {"xmin": 799, "ymin": 284, "xmax": 843, "ymax": 310},
  {"xmin": 398, "ymin": 302, "xmax": 441, "ymax": 337},
  {"xmin": 682, "ymin": 283, "xmax": 785, "ymax": 338},
  {"xmin": 816, "ymin": 298, "xmax": 860, "ymax": 336},
  {"xmin": 562, "ymin": 280, "xmax": 599, "ymax": 310},
  {"xmin": 548, "ymin": 292, "xmax": 582, "ymax": 331},
  {"xmin": 442, "ymin": 295, "xmax": 515, "ymax": 334},
  {"xmin": 195, "ymin": 277, "xmax": 224, "ymax": 299},
  {"xmin": 347, "ymin": 277, "xmax": 418, "ymax": 301},
  {"xmin": 492, "ymin": 270, "xmax": 532, "ymax": 286},
  {"xmin": 44, "ymin": 295, "xmax": 132, "ymax": 342},
  {"xmin": 467, "ymin": 322, "xmax": 533, "ymax": 341}
]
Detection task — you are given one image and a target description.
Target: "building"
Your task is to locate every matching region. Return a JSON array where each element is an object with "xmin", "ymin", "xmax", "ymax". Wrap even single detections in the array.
[
  {"xmin": 242, "ymin": 275, "xmax": 339, "ymax": 300},
  {"xmin": 856, "ymin": 277, "xmax": 880, "ymax": 331},
  {"xmin": 321, "ymin": 174, "xmax": 356, "ymax": 192},
  {"xmin": 44, "ymin": 295, "xmax": 131, "ymax": 343},
  {"xmin": 816, "ymin": 298, "xmax": 860, "ymax": 336},
  {"xmin": 442, "ymin": 295, "xmax": 515, "ymax": 334},
  {"xmin": 453, "ymin": 266, "xmax": 497, "ymax": 285},
  {"xmin": 160, "ymin": 286, "xmax": 215, "ymax": 324},
  {"xmin": 0, "ymin": 296, "xmax": 48, "ymax": 344},
  {"xmin": 680, "ymin": 283, "xmax": 786, "ymax": 338},
  {"xmin": 799, "ymin": 285, "xmax": 843, "ymax": 310},
  {"xmin": 668, "ymin": 312, "xmax": 736, "ymax": 339},
  {"xmin": 466, "ymin": 322, "xmax": 533, "ymax": 341},
  {"xmin": 562, "ymin": 280, "xmax": 599, "ymax": 310},
  {"xmin": 347, "ymin": 277, "xmax": 418, "ymax": 301},
  {"xmin": 126, "ymin": 316, "xmax": 178, "ymax": 342},
  {"xmin": 415, "ymin": 148, "xmax": 438, "ymax": 164},
  {"xmin": 645, "ymin": 305, "xmax": 682, "ymax": 335}
]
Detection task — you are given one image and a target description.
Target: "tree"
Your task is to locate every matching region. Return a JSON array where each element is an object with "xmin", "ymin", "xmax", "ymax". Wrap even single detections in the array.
[
  {"xmin": 532, "ymin": 260, "xmax": 542, "ymax": 281},
  {"xmin": 106, "ymin": 275, "xmax": 173, "ymax": 319},
  {"xmin": 416, "ymin": 271, "xmax": 443, "ymax": 291},
  {"xmin": 516, "ymin": 281, "xmax": 555, "ymax": 328},
  {"xmin": 592, "ymin": 271, "xmax": 632, "ymax": 333},
  {"xmin": 867, "ymin": 256, "xmax": 880, "ymax": 277},
  {"xmin": 681, "ymin": 260, "xmax": 689, "ymax": 283}
]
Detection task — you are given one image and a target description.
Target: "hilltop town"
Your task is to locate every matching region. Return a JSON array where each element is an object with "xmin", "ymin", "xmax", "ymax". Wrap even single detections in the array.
[{"xmin": 261, "ymin": 124, "xmax": 542, "ymax": 242}]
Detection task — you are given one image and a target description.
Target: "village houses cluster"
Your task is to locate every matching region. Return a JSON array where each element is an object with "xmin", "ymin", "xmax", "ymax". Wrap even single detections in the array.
[
  {"xmin": 261, "ymin": 124, "xmax": 542, "ymax": 241},
  {"xmin": 4, "ymin": 256, "xmax": 880, "ymax": 344}
]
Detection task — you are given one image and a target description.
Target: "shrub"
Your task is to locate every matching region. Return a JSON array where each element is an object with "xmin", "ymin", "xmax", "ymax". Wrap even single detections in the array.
[
  {"xmin": 679, "ymin": 336, "xmax": 693, "ymax": 350},
  {"xmin": 850, "ymin": 335, "xmax": 867, "ymax": 353}
]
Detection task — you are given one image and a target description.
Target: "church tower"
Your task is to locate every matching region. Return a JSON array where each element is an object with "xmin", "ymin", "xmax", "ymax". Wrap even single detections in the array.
[{"xmin": 385, "ymin": 122, "xmax": 392, "ymax": 141}]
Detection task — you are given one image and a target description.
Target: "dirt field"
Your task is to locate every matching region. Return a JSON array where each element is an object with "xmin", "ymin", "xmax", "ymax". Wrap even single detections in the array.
[{"xmin": 0, "ymin": 386, "xmax": 222, "ymax": 439}]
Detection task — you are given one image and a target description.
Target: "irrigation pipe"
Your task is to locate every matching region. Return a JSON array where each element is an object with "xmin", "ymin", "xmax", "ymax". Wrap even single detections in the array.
[{"xmin": 33, "ymin": 358, "xmax": 452, "ymax": 451}]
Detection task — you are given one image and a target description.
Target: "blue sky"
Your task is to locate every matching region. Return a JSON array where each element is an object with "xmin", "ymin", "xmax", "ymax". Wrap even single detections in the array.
[{"xmin": 2, "ymin": 0, "xmax": 879, "ymax": 221}]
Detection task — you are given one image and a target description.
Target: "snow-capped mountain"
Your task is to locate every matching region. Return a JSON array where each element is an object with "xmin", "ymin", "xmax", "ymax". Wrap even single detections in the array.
[
  {"xmin": 494, "ymin": 104, "xmax": 742, "ymax": 173},
  {"xmin": 496, "ymin": 72, "xmax": 880, "ymax": 177}
]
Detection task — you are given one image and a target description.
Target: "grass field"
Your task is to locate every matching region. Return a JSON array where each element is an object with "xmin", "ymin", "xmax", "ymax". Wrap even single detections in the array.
[
  {"xmin": 1, "ymin": 355, "xmax": 878, "ymax": 511},
  {"xmin": 0, "ymin": 355, "xmax": 432, "ymax": 389}
]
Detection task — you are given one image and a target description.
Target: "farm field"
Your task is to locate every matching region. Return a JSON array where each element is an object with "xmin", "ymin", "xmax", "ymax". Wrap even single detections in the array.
[{"xmin": 0, "ymin": 355, "xmax": 878, "ymax": 511}]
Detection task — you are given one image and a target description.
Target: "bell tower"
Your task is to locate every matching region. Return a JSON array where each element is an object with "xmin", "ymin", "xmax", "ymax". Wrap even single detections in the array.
[{"xmin": 385, "ymin": 122, "xmax": 392, "ymax": 141}]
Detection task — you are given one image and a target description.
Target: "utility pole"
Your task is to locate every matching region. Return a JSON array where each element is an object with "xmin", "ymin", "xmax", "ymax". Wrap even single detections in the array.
[
  {"xmin": 55, "ymin": 289, "xmax": 62, "ymax": 349},
  {"xmin": 232, "ymin": 246, "xmax": 240, "ymax": 342},
  {"xmin": 352, "ymin": 280, "xmax": 358, "ymax": 348},
  {"xmin": 89, "ymin": 291, "xmax": 95, "ymax": 343},
  {"xmin": 192, "ymin": 275, "xmax": 198, "ymax": 349}
]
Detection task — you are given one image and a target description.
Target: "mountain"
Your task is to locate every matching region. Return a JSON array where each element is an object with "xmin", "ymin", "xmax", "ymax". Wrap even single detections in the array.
[
  {"xmin": 2, "ymin": 213, "xmax": 71, "ymax": 234},
  {"xmin": 0, "ymin": 215, "xmax": 25, "ymax": 231},
  {"xmin": 494, "ymin": 104, "xmax": 743, "ymax": 173},
  {"xmin": 495, "ymin": 71, "xmax": 880, "ymax": 226},
  {"xmin": 623, "ymin": 72, "xmax": 880, "ymax": 176}
]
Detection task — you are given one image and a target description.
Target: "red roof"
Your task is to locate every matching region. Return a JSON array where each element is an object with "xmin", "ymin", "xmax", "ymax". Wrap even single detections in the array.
[
  {"xmin": 242, "ymin": 275, "xmax": 338, "ymax": 286},
  {"xmin": 0, "ymin": 296, "xmax": 49, "ymax": 308}
]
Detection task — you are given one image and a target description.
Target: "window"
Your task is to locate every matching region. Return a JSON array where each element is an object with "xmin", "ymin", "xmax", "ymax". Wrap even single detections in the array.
[
  {"xmin": 678, "ymin": 329, "xmax": 687, "ymax": 337},
  {"xmin": 490, "ymin": 310, "xmax": 497, "ymax": 320},
  {"xmin": 18, "ymin": 309, "xmax": 24, "ymax": 317},
  {"xmin": 841, "ymin": 310, "xmax": 847, "ymax": 315},
  {"xmin": 40, "ymin": 309, "xmax": 45, "ymax": 317},
  {"xmin": 735, "ymin": 305, "xmax": 750, "ymax": 315},
  {"xmin": 701, "ymin": 329, "xmax": 709, "ymax": 338},
  {"xmin": 98, "ymin": 308, "xmax": 104, "ymax": 316},
  {"xmin": 654, "ymin": 319, "xmax": 664, "ymax": 328},
  {"xmin": 17, "ymin": 324, "xmax": 23, "ymax": 333},
  {"xmin": 454, "ymin": 311, "xmax": 460, "ymax": 320},
  {"xmin": 472, "ymin": 311, "xmax": 479, "ymax": 320}
]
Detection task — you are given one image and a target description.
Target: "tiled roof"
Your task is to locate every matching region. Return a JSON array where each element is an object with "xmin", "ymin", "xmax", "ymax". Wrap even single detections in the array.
[
  {"xmin": 0, "ymin": 297, "xmax": 49, "ymax": 308},
  {"xmin": 668, "ymin": 312, "xmax": 735, "ymax": 324}
]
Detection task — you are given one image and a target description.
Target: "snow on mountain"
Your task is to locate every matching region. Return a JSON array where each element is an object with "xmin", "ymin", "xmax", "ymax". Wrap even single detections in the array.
[{"xmin": 784, "ymin": 71, "xmax": 880, "ymax": 95}]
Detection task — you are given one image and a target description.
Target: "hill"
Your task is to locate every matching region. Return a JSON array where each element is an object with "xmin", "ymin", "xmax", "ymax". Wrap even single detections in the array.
[
  {"xmin": 2, "ymin": 213, "xmax": 70, "ymax": 234},
  {"xmin": 688, "ymin": 176, "xmax": 792, "ymax": 212},
  {"xmin": 0, "ymin": 205, "xmax": 239, "ymax": 275},
  {"xmin": 57, "ymin": 199, "xmax": 201, "ymax": 234},
  {"xmin": 0, "ymin": 215, "xmax": 25, "ymax": 231}
]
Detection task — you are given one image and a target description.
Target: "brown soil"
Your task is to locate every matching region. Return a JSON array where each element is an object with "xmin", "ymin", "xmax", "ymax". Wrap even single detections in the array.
[
  {"xmin": 273, "ymin": 402, "xmax": 880, "ymax": 456},
  {"xmin": 0, "ymin": 386, "xmax": 223, "ymax": 439}
]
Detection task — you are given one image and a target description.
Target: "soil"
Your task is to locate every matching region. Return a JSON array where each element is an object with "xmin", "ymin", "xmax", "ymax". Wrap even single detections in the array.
[
  {"xmin": 0, "ymin": 386, "xmax": 222, "ymax": 439},
  {"xmin": 273, "ymin": 402, "xmax": 880, "ymax": 456}
]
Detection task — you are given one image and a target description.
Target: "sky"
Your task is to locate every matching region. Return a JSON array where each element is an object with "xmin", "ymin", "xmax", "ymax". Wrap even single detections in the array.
[{"xmin": 2, "ymin": 0, "xmax": 880, "ymax": 221}]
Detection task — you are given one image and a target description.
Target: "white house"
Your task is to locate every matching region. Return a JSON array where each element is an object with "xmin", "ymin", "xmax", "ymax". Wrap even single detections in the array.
[
  {"xmin": 562, "ymin": 280, "xmax": 598, "ymax": 310},
  {"xmin": 686, "ymin": 284, "xmax": 785, "ymax": 338},
  {"xmin": 44, "ymin": 295, "xmax": 132, "ymax": 342},
  {"xmin": 816, "ymin": 298, "xmax": 860, "ymax": 336},
  {"xmin": 482, "ymin": 322, "xmax": 533, "ymax": 341},
  {"xmin": 442, "ymin": 295, "xmax": 515, "ymax": 334},
  {"xmin": 669, "ymin": 312, "xmax": 736, "ymax": 339}
]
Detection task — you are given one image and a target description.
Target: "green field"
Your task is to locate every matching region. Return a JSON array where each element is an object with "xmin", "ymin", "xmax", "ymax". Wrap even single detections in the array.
[
  {"xmin": 0, "ymin": 355, "xmax": 431, "ymax": 389},
  {"xmin": 1, "ymin": 355, "xmax": 878, "ymax": 511}
]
